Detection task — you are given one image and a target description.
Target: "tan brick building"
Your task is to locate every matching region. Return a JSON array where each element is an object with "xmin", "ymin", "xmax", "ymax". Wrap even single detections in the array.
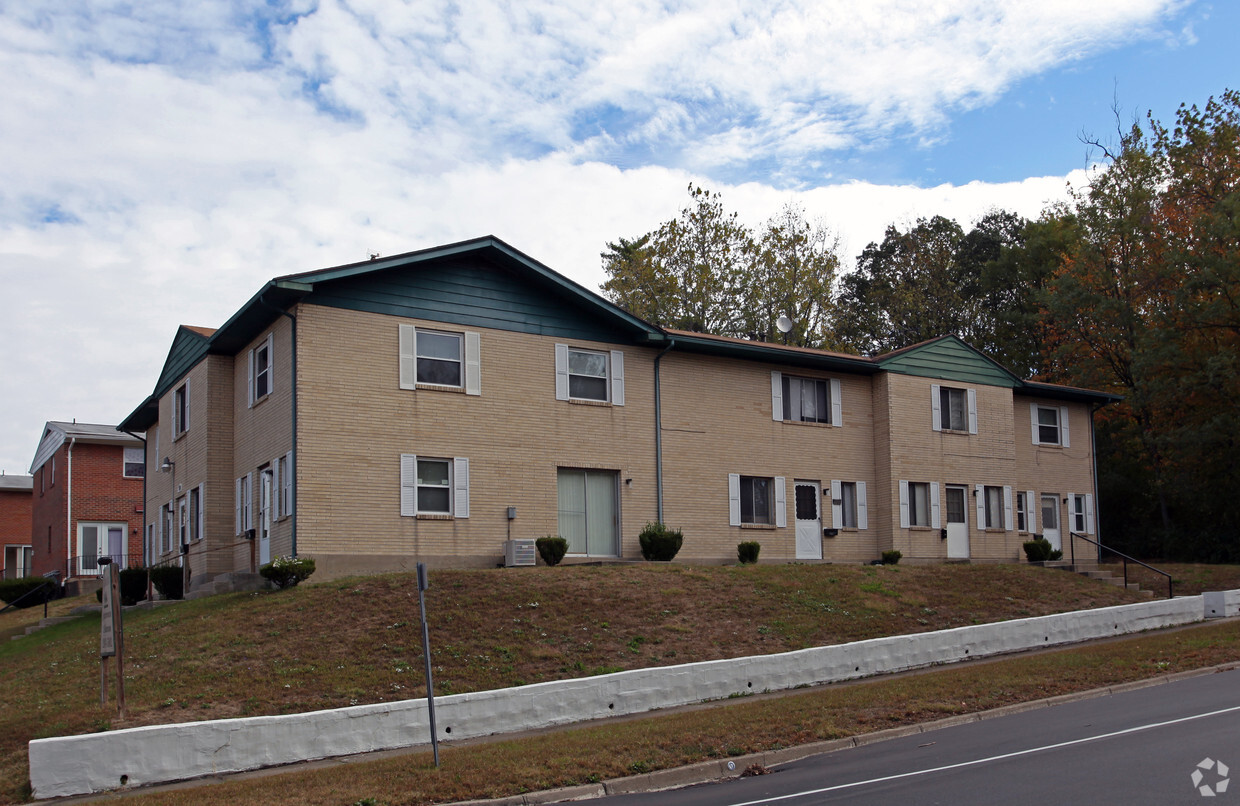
[{"xmin": 120, "ymin": 237, "xmax": 1118, "ymax": 587}]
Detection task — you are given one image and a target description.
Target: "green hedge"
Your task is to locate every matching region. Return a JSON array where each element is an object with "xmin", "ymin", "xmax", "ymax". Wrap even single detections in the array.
[
  {"xmin": 638, "ymin": 522, "xmax": 683, "ymax": 561},
  {"xmin": 259, "ymin": 556, "xmax": 316, "ymax": 589},
  {"xmin": 737, "ymin": 541, "xmax": 761, "ymax": 564},
  {"xmin": 535, "ymin": 536, "xmax": 568, "ymax": 566},
  {"xmin": 148, "ymin": 565, "xmax": 185, "ymax": 600},
  {"xmin": 0, "ymin": 577, "xmax": 57, "ymax": 609}
]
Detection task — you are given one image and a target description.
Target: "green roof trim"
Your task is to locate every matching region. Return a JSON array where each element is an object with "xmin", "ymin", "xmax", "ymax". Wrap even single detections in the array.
[{"xmin": 876, "ymin": 336, "xmax": 1019, "ymax": 387}]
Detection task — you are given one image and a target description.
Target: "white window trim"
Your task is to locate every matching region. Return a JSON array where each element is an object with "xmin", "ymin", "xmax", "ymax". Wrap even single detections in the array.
[
  {"xmin": 728, "ymin": 474, "xmax": 786, "ymax": 527},
  {"xmin": 248, "ymin": 333, "xmax": 274, "ymax": 407},
  {"xmin": 122, "ymin": 446, "xmax": 145, "ymax": 479},
  {"xmin": 400, "ymin": 454, "xmax": 470, "ymax": 518},
  {"xmin": 771, "ymin": 371, "xmax": 843, "ymax": 427},
  {"xmin": 931, "ymin": 384, "xmax": 978, "ymax": 434},
  {"xmin": 1030, "ymin": 403, "xmax": 1071, "ymax": 447},
  {"xmin": 398, "ymin": 325, "xmax": 481, "ymax": 395},
  {"xmin": 554, "ymin": 344, "xmax": 625, "ymax": 405},
  {"xmin": 173, "ymin": 380, "xmax": 190, "ymax": 436},
  {"xmin": 282, "ymin": 450, "xmax": 293, "ymax": 518},
  {"xmin": 899, "ymin": 480, "xmax": 940, "ymax": 529},
  {"xmin": 1067, "ymin": 492, "xmax": 1096, "ymax": 535},
  {"xmin": 829, "ymin": 479, "xmax": 868, "ymax": 529}
]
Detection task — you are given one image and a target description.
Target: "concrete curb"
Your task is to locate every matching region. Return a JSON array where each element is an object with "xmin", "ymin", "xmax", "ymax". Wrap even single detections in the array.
[{"xmin": 28, "ymin": 591, "xmax": 1240, "ymax": 798}]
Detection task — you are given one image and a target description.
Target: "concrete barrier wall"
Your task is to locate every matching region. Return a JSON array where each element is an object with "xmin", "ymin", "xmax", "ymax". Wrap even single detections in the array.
[{"xmin": 29, "ymin": 593, "xmax": 1223, "ymax": 798}]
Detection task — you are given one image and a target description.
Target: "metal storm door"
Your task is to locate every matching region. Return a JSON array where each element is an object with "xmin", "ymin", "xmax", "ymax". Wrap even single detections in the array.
[
  {"xmin": 1041, "ymin": 494, "xmax": 1061, "ymax": 552},
  {"xmin": 794, "ymin": 482, "xmax": 822, "ymax": 560},
  {"xmin": 945, "ymin": 485, "xmax": 970, "ymax": 559}
]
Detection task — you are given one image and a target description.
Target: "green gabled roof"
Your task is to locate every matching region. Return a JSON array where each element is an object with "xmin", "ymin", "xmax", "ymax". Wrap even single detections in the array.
[
  {"xmin": 153, "ymin": 326, "xmax": 215, "ymax": 399},
  {"xmin": 875, "ymin": 336, "xmax": 1019, "ymax": 387}
]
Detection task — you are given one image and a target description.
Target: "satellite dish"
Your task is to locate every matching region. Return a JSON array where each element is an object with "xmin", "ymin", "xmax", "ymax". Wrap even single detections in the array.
[{"xmin": 776, "ymin": 315, "xmax": 794, "ymax": 334}]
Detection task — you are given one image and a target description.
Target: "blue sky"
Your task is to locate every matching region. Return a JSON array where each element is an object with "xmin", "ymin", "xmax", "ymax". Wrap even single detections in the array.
[{"xmin": 0, "ymin": 0, "xmax": 1234, "ymax": 474}]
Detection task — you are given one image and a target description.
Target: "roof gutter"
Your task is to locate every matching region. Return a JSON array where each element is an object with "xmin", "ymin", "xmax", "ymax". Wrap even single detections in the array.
[
  {"xmin": 65, "ymin": 437, "xmax": 74, "ymax": 578},
  {"xmin": 259, "ymin": 293, "xmax": 298, "ymax": 558},
  {"xmin": 653, "ymin": 338, "xmax": 676, "ymax": 524}
]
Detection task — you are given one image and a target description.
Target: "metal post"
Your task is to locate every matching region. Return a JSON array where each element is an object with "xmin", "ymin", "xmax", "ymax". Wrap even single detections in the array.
[{"xmin": 417, "ymin": 562, "xmax": 439, "ymax": 767}]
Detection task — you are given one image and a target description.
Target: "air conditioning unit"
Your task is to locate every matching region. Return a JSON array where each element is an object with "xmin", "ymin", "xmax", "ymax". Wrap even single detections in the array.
[{"xmin": 504, "ymin": 539, "xmax": 536, "ymax": 567}]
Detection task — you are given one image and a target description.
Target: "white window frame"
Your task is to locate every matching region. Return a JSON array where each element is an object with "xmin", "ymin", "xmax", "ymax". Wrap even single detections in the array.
[
  {"xmin": 771, "ymin": 372, "xmax": 843, "ymax": 427},
  {"xmin": 123, "ymin": 446, "xmax": 145, "ymax": 479},
  {"xmin": 248, "ymin": 333, "xmax": 274, "ymax": 406},
  {"xmin": 398, "ymin": 325, "xmax": 481, "ymax": 394},
  {"xmin": 830, "ymin": 480, "xmax": 868, "ymax": 529},
  {"xmin": 190, "ymin": 484, "xmax": 204, "ymax": 542},
  {"xmin": 161, "ymin": 503, "xmax": 174, "ymax": 554},
  {"xmin": 400, "ymin": 455, "xmax": 470, "ymax": 518},
  {"xmin": 931, "ymin": 384, "xmax": 977, "ymax": 434},
  {"xmin": 235, "ymin": 473, "xmax": 253, "ymax": 534},
  {"xmin": 77, "ymin": 521, "xmax": 127, "ymax": 575},
  {"xmin": 728, "ymin": 474, "xmax": 786, "ymax": 527},
  {"xmin": 976, "ymin": 484, "xmax": 1013, "ymax": 530},
  {"xmin": 173, "ymin": 380, "xmax": 190, "ymax": 436},
  {"xmin": 1068, "ymin": 492, "xmax": 1095, "ymax": 535},
  {"xmin": 280, "ymin": 450, "xmax": 293, "ymax": 518},
  {"xmin": 555, "ymin": 344, "xmax": 625, "ymax": 405},
  {"xmin": 1031, "ymin": 403, "xmax": 1071, "ymax": 447},
  {"xmin": 899, "ymin": 480, "xmax": 941, "ymax": 529}
]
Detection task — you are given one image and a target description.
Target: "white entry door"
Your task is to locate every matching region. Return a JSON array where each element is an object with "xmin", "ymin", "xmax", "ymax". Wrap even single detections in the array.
[
  {"xmin": 945, "ymin": 485, "xmax": 969, "ymax": 559},
  {"xmin": 794, "ymin": 481, "xmax": 822, "ymax": 560},
  {"xmin": 259, "ymin": 469, "xmax": 273, "ymax": 564},
  {"xmin": 1041, "ymin": 494, "xmax": 1061, "ymax": 552}
]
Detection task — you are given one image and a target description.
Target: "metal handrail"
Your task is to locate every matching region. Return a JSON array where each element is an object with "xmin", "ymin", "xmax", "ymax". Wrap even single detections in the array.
[
  {"xmin": 1069, "ymin": 531, "xmax": 1173, "ymax": 600},
  {"xmin": 0, "ymin": 580, "xmax": 58, "ymax": 616}
]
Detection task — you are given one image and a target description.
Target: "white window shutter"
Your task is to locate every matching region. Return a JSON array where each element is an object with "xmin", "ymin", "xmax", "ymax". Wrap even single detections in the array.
[
  {"xmin": 774, "ymin": 477, "xmax": 787, "ymax": 528},
  {"xmin": 1085, "ymin": 494, "xmax": 1095, "ymax": 534},
  {"xmin": 830, "ymin": 378, "xmax": 843, "ymax": 427},
  {"xmin": 930, "ymin": 482, "xmax": 941, "ymax": 529},
  {"xmin": 610, "ymin": 350, "xmax": 625, "ymax": 406},
  {"xmin": 198, "ymin": 484, "xmax": 206, "ymax": 541},
  {"xmin": 400, "ymin": 455, "xmax": 417, "ymax": 517},
  {"xmin": 1003, "ymin": 486, "xmax": 1013, "ymax": 531},
  {"xmin": 931, "ymin": 384, "xmax": 942, "ymax": 431},
  {"xmin": 975, "ymin": 485, "xmax": 986, "ymax": 529},
  {"xmin": 398, "ymin": 325, "xmax": 416, "ymax": 390},
  {"xmin": 898, "ymin": 480, "xmax": 910, "ymax": 528},
  {"xmin": 271, "ymin": 459, "xmax": 280, "ymax": 520},
  {"xmin": 967, "ymin": 388, "xmax": 978, "ymax": 434},
  {"xmin": 728, "ymin": 474, "xmax": 741, "ymax": 526},
  {"xmin": 235, "ymin": 477, "xmax": 242, "ymax": 534},
  {"xmin": 283, "ymin": 450, "xmax": 293, "ymax": 515},
  {"xmin": 554, "ymin": 344, "xmax": 569, "ymax": 400},
  {"xmin": 770, "ymin": 372, "xmax": 783, "ymax": 422},
  {"xmin": 1027, "ymin": 490, "xmax": 1037, "ymax": 533},
  {"xmin": 1060, "ymin": 406, "xmax": 1071, "ymax": 448},
  {"xmin": 245, "ymin": 472, "xmax": 253, "ymax": 531},
  {"xmin": 857, "ymin": 482, "xmax": 868, "ymax": 530},
  {"xmin": 184, "ymin": 378, "xmax": 191, "ymax": 432},
  {"xmin": 247, "ymin": 348, "xmax": 255, "ymax": 407},
  {"xmin": 830, "ymin": 480, "xmax": 842, "ymax": 528},
  {"xmin": 453, "ymin": 457, "xmax": 470, "ymax": 518},
  {"xmin": 1067, "ymin": 492, "xmax": 1077, "ymax": 532},
  {"xmin": 1030, "ymin": 403, "xmax": 1041, "ymax": 444},
  {"xmin": 465, "ymin": 331, "xmax": 481, "ymax": 396},
  {"xmin": 266, "ymin": 333, "xmax": 275, "ymax": 396}
]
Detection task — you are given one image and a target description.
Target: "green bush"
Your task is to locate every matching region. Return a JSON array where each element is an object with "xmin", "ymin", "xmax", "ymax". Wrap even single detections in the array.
[
  {"xmin": 148, "ymin": 565, "xmax": 185, "ymax": 600},
  {"xmin": 881, "ymin": 550, "xmax": 902, "ymax": 565},
  {"xmin": 0, "ymin": 577, "xmax": 57, "ymax": 609},
  {"xmin": 737, "ymin": 541, "xmax": 761, "ymax": 564},
  {"xmin": 96, "ymin": 569, "xmax": 148, "ymax": 606},
  {"xmin": 535, "ymin": 536, "xmax": 568, "ymax": 566},
  {"xmin": 638, "ymin": 522, "xmax": 683, "ymax": 561},
  {"xmin": 1022, "ymin": 538, "xmax": 1063, "ymax": 562},
  {"xmin": 260, "ymin": 555, "xmax": 316, "ymax": 589}
]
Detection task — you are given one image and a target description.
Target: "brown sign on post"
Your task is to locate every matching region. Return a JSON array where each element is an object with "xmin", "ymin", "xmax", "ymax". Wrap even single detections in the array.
[{"xmin": 98, "ymin": 560, "xmax": 126, "ymax": 717}]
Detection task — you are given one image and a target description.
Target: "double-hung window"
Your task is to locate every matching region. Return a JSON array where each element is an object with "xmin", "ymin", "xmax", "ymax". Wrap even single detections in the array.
[
  {"xmin": 899, "ymin": 480, "xmax": 940, "ymax": 528},
  {"xmin": 123, "ymin": 447, "xmax": 145, "ymax": 478},
  {"xmin": 555, "ymin": 344, "xmax": 625, "ymax": 405},
  {"xmin": 249, "ymin": 333, "xmax": 274, "ymax": 406},
  {"xmin": 728, "ymin": 474, "xmax": 787, "ymax": 527},
  {"xmin": 400, "ymin": 455, "xmax": 470, "ymax": 518},
  {"xmin": 398, "ymin": 325, "xmax": 481, "ymax": 394},
  {"xmin": 932, "ymin": 384, "xmax": 977, "ymax": 433},
  {"xmin": 1031, "ymin": 404, "xmax": 1071, "ymax": 447},
  {"xmin": 977, "ymin": 484, "xmax": 1012, "ymax": 530},
  {"xmin": 830, "ymin": 480, "xmax": 868, "ymax": 529},
  {"xmin": 771, "ymin": 372, "xmax": 842, "ymax": 426},
  {"xmin": 1016, "ymin": 491, "xmax": 1027, "ymax": 532},
  {"xmin": 173, "ymin": 381, "xmax": 190, "ymax": 436},
  {"xmin": 1068, "ymin": 493, "xmax": 1095, "ymax": 534}
]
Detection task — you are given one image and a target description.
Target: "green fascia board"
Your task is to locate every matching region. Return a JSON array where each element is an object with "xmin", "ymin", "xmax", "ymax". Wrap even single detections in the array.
[
  {"xmin": 656, "ymin": 331, "xmax": 878, "ymax": 374},
  {"xmin": 1018, "ymin": 380, "xmax": 1124, "ymax": 405},
  {"xmin": 206, "ymin": 281, "xmax": 312, "ymax": 354},
  {"xmin": 876, "ymin": 336, "xmax": 1019, "ymax": 388},
  {"xmin": 118, "ymin": 394, "xmax": 159, "ymax": 433}
]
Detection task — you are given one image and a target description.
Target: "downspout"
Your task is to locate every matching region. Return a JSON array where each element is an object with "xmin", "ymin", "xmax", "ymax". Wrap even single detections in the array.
[
  {"xmin": 120, "ymin": 429, "xmax": 147, "ymax": 568},
  {"xmin": 65, "ymin": 437, "xmax": 75, "ymax": 577},
  {"xmin": 653, "ymin": 339, "xmax": 676, "ymax": 524},
  {"xmin": 259, "ymin": 295, "xmax": 298, "ymax": 557},
  {"xmin": 1089, "ymin": 401, "xmax": 1106, "ymax": 563}
]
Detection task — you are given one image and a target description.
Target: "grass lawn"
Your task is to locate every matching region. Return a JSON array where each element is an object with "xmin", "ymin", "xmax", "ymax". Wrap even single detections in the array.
[{"xmin": 1, "ymin": 562, "xmax": 1234, "ymax": 804}]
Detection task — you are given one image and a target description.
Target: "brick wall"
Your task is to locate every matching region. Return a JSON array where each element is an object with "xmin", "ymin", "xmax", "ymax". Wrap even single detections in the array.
[{"xmin": 0, "ymin": 486, "xmax": 33, "ymax": 577}]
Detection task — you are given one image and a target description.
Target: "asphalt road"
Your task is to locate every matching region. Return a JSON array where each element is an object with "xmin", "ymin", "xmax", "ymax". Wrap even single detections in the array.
[{"xmin": 600, "ymin": 668, "xmax": 1240, "ymax": 805}]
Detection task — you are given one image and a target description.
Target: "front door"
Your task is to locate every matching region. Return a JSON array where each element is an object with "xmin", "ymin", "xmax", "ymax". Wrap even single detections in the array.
[
  {"xmin": 557, "ymin": 468, "xmax": 619, "ymax": 557},
  {"xmin": 945, "ymin": 485, "xmax": 969, "ymax": 559},
  {"xmin": 794, "ymin": 481, "xmax": 822, "ymax": 560},
  {"xmin": 259, "ymin": 469, "xmax": 273, "ymax": 564},
  {"xmin": 1041, "ymin": 494, "xmax": 1061, "ymax": 552}
]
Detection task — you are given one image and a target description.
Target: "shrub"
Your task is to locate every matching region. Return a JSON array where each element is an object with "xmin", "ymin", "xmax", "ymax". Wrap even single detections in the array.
[
  {"xmin": 0, "ymin": 577, "xmax": 57, "ymax": 609},
  {"xmin": 535, "ymin": 536, "xmax": 568, "ymax": 566},
  {"xmin": 737, "ymin": 541, "xmax": 761, "ymax": 564},
  {"xmin": 638, "ymin": 522, "xmax": 684, "ymax": 561},
  {"xmin": 148, "ymin": 565, "xmax": 185, "ymax": 600},
  {"xmin": 119, "ymin": 567, "xmax": 149, "ymax": 605},
  {"xmin": 260, "ymin": 555, "xmax": 317, "ymax": 589},
  {"xmin": 1022, "ymin": 538, "xmax": 1062, "ymax": 562},
  {"xmin": 881, "ymin": 550, "xmax": 902, "ymax": 565}
]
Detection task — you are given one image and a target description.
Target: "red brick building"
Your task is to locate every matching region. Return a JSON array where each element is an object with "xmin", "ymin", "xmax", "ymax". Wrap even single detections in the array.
[
  {"xmin": 29, "ymin": 422, "xmax": 145, "ymax": 580},
  {"xmin": 0, "ymin": 473, "xmax": 33, "ymax": 579}
]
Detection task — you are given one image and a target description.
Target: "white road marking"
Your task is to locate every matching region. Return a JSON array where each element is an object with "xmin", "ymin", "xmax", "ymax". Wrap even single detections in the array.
[{"xmin": 728, "ymin": 703, "xmax": 1240, "ymax": 805}]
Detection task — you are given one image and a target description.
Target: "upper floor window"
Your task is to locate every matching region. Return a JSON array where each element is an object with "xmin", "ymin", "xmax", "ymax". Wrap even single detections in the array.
[
  {"xmin": 398, "ymin": 325, "xmax": 481, "ymax": 395},
  {"xmin": 123, "ymin": 447, "xmax": 145, "ymax": 478},
  {"xmin": 772, "ymin": 372, "xmax": 843, "ymax": 426},
  {"xmin": 555, "ymin": 344, "xmax": 625, "ymax": 405},
  {"xmin": 249, "ymin": 333, "xmax": 274, "ymax": 406},
  {"xmin": 174, "ymin": 381, "xmax": 190, "ymax": 436},
  {"xmin": 932, "ymin": 384, "xmax": 977, "ymax": 433},
  {"xmin": 1031, "ymin": 404, "xmax": 1070, "ymax": 447}
]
